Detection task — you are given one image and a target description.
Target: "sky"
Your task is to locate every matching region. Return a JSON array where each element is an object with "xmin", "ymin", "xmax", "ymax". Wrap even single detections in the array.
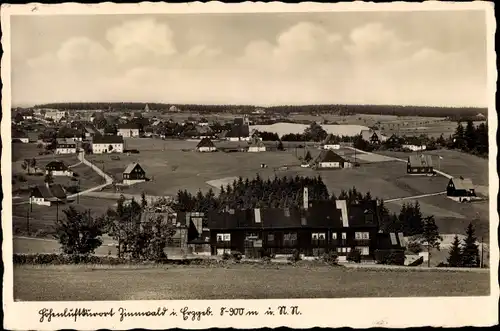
[{"xmin": 11, "ymin": 11, "xmax": 488, "ymax": 107}]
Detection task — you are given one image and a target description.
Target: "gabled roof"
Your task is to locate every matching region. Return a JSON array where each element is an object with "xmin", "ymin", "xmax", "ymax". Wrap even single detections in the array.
[
  {"xmin": 123, "ymin": 162, "xmax": 145, "ymax": 174},
  {"xmin": 408, "ymin": 154, "xmax": 433, "ymax": 167},
  {"xmin": 318, "ymin": 150, "xmax": 346, "ymax": 163},
  {"xmin": 376, "ymin": 232, "xmax": 406, "ymax": 249},
  {"xmin": 450, "ymin": 177, "xmax": 474, "ymax": 190},
  {"xmin": 197, "ymin": 137, "xmax": 215, "ymax": 148},
  {"xmin": 56, "ymin": 138, "xmax": 76, "ymax": 145},
  {"xmin": 118, "ymin": 122, "xmax": 141, "ymax": 130},
  {"xmin": 45, "ymin": 161, "xmax": 68, "ymax": 171},
  {"xmin": 92, "ymin": 135, "xmax": 124, "ymax": 144},
  {"xmin": 322, "ymin": 134, "xmax": 338, "ymax": 145},
  {"xmin": 31, "ymin": 184, "xmax": 67, "ymax": 201}
]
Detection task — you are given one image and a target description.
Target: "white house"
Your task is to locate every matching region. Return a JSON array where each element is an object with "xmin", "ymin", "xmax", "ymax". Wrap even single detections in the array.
[
  {"xmin": 44, "ymin": 110, "xmax": 66, "ymax": 122},
  {"xmin": 248, "ymin": 139, "xmax": 266, "ymax": 152},
  {"xmin": 30, "ymin": 184, "xmax": 67, "ymax": 206},
  {"xmin": 55, "ymin": 138, "xmax": 77, "ymax": 154},
  {"xmin": 118, "ymin": 123, "xmax": 141, "ymax": 138},
  {"xmin": 322, "ymin": 134, "xmax": 340, "ymax": 150},
  {"xmin": 92, "ymin": 135, "xmax": 124, "ymax": 154},
  {"xmin": 45, "ymin": 161, "xmax": 74, "ymax": 176},
  {"xmin": 317, "ymin": 150, "xmax": 351, "ymax": 169},
  {"xmin": 196, "ymin": 138, "xmax": 217, "ymax": 152},
  {"xmin": 402, "ymin": 144, "xmax": 427, "ymax": 152}
]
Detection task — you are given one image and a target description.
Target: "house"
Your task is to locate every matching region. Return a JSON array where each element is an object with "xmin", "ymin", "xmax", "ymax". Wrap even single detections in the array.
[
  {"xmin": 122, "ymin": 163, "xmax": 147, "ymax": 185},
  {"xmin": 407, "ymin": 155, "xmax": 434, "ymax": 174},
  {"xmin": 385, "ymin": 134, "xmax": 403, "ymax": 149},
  {"xmin": 322, "ymin": 134, "xmax": 340, "ymax": 150},
  {"xmin": 12, "ymin": 130, "xmax": 29, "ymax": 143},
  {"xmin": 225, "ymin": 118, "xmax": 250, "ymax": 141},
  {"xmin": 447, "ymin": 177, "xmax": 476, "ymax": 201},
  {"xmin": 30, "ymin": 183, "xmax": 67, "ymax": 206},
  {"xmin": 207, "ymin": 190, "xmax": 382, "ymax": 260},
  {"xmin": 117, "ymin": 123, "xmax": 141, "ymax": 138},
  {"xmin": 402, "ymin": 144, "xmax": 427, "ymax": 152},
  {"xmin": 45, "ymin": 161, "xmax": 73, "ymax": 176},
  {"xmin": 196, "ymin": 138, "xmax": 217, "ymax": 152},
  {"xmin": 84, "ymin": 126, "xmax": 98, "ymax": 139},
  {"xmin": 44, "ymin": 110, "xmax": 66, "ymax": 122},
  {"xmin": 169, "ymin": 105, "xmax": 180, "ymax": 112},
  {"xmin": 92, "ymin": 135, "xmax": 124, "ymax": 154},
  {"xmin": 402, "ymin": 136, "xmax": 426, "ymax": 151},
  {"xmin": 317, "ymin": 150, "xmax": 351, "ymax": 169},
  {"xmin": 55, "ymin": 138, "xmax": 77, "ymax": 154},
  {"xmin": 248, "ymin": 138, "xmax": 266, "ymax": 152},
  {"xmin": 361, "ymin": 130, "xmax": 386, "ymax": 144},
  {"xmin": 144, "ymin": 104, "xmax": 150, "ymax": 113}
]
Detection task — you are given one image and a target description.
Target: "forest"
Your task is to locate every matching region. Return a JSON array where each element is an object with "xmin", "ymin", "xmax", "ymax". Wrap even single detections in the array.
[{"xmin": 33, "ymin": 102, "xmax": 486, "ymax": 118}]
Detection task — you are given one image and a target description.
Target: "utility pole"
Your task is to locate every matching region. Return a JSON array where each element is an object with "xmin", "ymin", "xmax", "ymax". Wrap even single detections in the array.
[
  {"xmin": 481, "ymin": 236, "xmax": 484, "ymax": 268},
  {"xmin": 26, "ymin": 209, "xmax": 30, "ymax": 235},
  {"xmin": 77, "ymin": 179, "xmax": 80, "ymax": 204}
]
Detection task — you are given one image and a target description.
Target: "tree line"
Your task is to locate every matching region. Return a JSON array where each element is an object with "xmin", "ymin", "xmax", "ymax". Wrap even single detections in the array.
[{"xmin": 33, "ymin": 102, "xmax": 486, "ymax": 117}]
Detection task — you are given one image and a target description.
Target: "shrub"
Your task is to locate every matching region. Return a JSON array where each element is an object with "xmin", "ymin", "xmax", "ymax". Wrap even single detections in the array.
[
  {"xmin": 322, "ymin": 251, "xmax": 339, "ymax": 265},
  {"xmin": 73, "ymin": 172, "xmax": 79, "ymax": 177},
  {"xmin": 231, "ymin": 250, "xmax": 243, "ymax": 262},
  {"xmin": 407, "ymin": 241, "xmax": 423, "ymax": 254},
  {"xmin": 375, "ymin": 249, "xmax": 405, "ymax": 265},
  {"xmin": 346, "ymin": 249, "xmax": 362, "ymax": 263},
  {"xmin": 287, "ymin": 249, "xmax": 301, "ymax": 262},
  {"xmin": 261, "ymin": 256, "xmax": 272, "ymax": 264},
  {"xmin": 221, "ymin": 252, "xmax": 231, "ymax": 260}
]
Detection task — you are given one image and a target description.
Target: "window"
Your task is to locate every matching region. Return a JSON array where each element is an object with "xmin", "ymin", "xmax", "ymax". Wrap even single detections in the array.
[
  {"xmin": 217, "ymin": 233, "xmax": 231, "ymax": 242},
  {"xmin": 332, "ymin": 233, "xmax": 337, "ymax": 240},
  {"xmin": 284, "ymin": 232, "xmax": 298, "ymax": 246},
  {"xmin": 356, "ymin": 246, "xmax": 370, "ymax": 256},
  {"xmin": 362, "ymin": 232, "xmax": 370, "ymax": 240},
  {"xmin": 217, "ymin": 234, "xmax": 224, "ymax": 242},
  {"xmin": 267, "ymin": 233, "xmax": 275, "ymax": 242},
  {"xmin": 337, "ymin": 247, "xmax": 342, "ymax": 253},
  {"xmin": 341, "ymin": 232, "xmax": 347, "ymax": 240},
  {"xmin": 355, "ymin": 232, "xmax": 370, "ymax": 240}
]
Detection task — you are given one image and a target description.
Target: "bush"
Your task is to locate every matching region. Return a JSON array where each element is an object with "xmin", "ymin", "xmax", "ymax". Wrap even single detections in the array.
[
  {"xmin": 287, "ymin": 249, "xmax": 301, "ymax": 262},
  {"xmin": 261, "ymin": 256, "xmax": 272, "ymax": 264},
  {"xmin": 322, "ymin": 251, "xmax": 339, "ymax": 265},
  {"xmin": 406, "ymin": 241, "xmax": 423, "ymax": 254},
  {"xmin": 374, "ymin": 249, "xmax": 405, "ymax": 265},
  {"xmin": 221, "ymin": 252, "xmax": 231, "ymax": 260},
  {"xmin": 73, "ymin": 172, "xmax": 79, "ymax": 177},
  {"xmin": 231, "ymin": 250, "xmax": 243, "ymax": 262},
  {"xmin": 436, "ymin": 262, "xmax": 449, "ymax": 268},
  {"xmin": 13, "ymin": 253, "xmax": 128, "ymax": 265},
  {"xmin": 346, "ymin": 249, "xmax": 362, "ymax": 263}
]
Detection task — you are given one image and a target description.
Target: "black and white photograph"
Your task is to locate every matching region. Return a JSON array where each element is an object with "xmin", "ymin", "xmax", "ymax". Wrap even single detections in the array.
[{"xmin": 1, "ymin": 2, "xmax": 498, "ymax": 330}]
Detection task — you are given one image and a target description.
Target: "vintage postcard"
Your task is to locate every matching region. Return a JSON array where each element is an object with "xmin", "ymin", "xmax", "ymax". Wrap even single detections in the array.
[{"xmin": 1, "ymin": 1, "xmax": 498, "ymax": 330}]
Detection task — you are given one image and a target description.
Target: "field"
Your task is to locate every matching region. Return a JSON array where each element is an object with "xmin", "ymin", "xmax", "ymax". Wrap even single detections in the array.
[
  {"xmin": 14, "ymin": 264, "xmax": 490, "ymax": 301},
  {"xmin": 12, "ymin": 196, "xmax": 116, "ymax": 236}
]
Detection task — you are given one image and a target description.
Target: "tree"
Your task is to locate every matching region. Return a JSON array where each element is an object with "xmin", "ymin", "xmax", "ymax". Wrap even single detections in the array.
[
  {"xmin": 141, "ymin": 192, "xmax": 148, "ymax": 209},
  {"xmin": 304, "ymin": 150, "xmax": 312, "ymax": 162},
  {"xmin": 453, "ymin": 122, "xmax": 466, "ymax": 150},
  {"xmin": 447, "ymin": 235, "xmax": 462, "ymax": 267},
  {"xmin": 464, "ymin": 120, "xmax": 476, "ymax": 151},
  {"xmin": 14, "ymin": 113, "xmax": 24, "ymax": 123},
  {"xmin": 420, "ymin": 215, "xmax": 442, "ymax": 267},
  {"xmin": 54, "ymin": 207, "xmax": 104, "ymax": 255},
  {"xmin": 461, "ymin": 222, "xmax": 480, "ymax": 268},
  {"xmin": 304, "ymin": 122, "xmax": 327, "ymax": 142},
  {"xmin": 277, "ymin": 140, "xmax": 284, "ymax": 151},
  {"xmin": 44, "ymin": 172, "xmax": 54, "ymax": 185}
]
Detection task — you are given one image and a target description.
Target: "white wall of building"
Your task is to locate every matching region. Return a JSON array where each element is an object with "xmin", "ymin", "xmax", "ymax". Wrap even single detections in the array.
[
  {"xmin": 197, "ymin": 146, "xmax": 217, "ymax": 152},
  {"xmin": 403, "ymin": 144, "xmax": 427, "ymax": 151},
  {"xmin": 30, "ymin": 197, "xmax": 51, "ymax": 206},
  {"xmin": 323, "ymin": 144, "xmax": 340, "ymax": 150},
  {"xmin": 56, "ymin": 147, "xmax": 76, "ymax": 154},
  {"xmin": 319, "ymin": 162, "xmax": 341, "ymax": 168},
  {"xmin": 118, "ymin": 129, "xmax": 140, "ymax": 138},
  {"xmin": 92, "ymin": 143, "xmax": 124, "ymax": 154},
  {"xmin": 248, "ymin": 146, "xmax": 266, "ymax": 152},
  {"xmin": 47, "ymin": 170, "xmax": 74, "ymax": 177}
]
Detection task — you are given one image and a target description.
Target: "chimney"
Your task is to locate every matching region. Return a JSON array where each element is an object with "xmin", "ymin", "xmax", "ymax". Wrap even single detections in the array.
[{"xmin": 303, "ymin": 187, "xmax": 309, "ymax": 210}]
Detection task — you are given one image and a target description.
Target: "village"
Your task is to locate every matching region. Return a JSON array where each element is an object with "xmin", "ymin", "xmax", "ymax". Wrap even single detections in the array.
[{"xmin": 11, "ymin": 103, "xmax": 489, "ymax": 270}]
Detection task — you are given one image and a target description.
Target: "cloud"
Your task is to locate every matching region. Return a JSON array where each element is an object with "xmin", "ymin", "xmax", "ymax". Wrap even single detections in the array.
[
  {"xmin": 16, "ymin": 19, "xmax": 486, "ymax": 107},
  {"xmin": 105, "ymin": 18, "xmax": 177, "ymax": 63}
]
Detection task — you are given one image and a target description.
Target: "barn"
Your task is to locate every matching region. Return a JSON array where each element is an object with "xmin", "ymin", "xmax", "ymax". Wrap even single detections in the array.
[
  {"xmin": 407, "ymin": 155, "xmax": 434, "ymax": 174},
  {"xmin": 122, "ymin": 162, "xmax": 147, "ymax": 185},
  {"xmin": 248, "ymin": 138, "xmax": 266, "ymax": 152},
  {"xmin": 317, "ymin": 150, "xmax": 351, "ymax": 169},
  {"xmin": 447, "ymin": 177, "xmax": 476, "ymax": 201},
  {"xmin": 196, "ymin": 138, "xmax": 217, "ymax": 152}
]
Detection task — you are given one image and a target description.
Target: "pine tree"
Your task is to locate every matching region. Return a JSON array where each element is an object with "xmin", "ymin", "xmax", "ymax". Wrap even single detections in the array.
[
  {"xmin": 421, "ymin": 215, "xmax": 442, "ymax": 267},
  {"xmin": 447, "ymin": 234, "xmax": 462, "ymax": 267},
  {"xmin": 461, "ymin": 222, "xmax": 480, "ymax": 268},
  {"xmin": 140, "ymin": 192, "xmax": 147, "ymax": 209},
  {"xmin": 464, "ymin": 120, "xmax": 476, "ymax": 151},
  {"xmin": 453, "ymin": 122, "xmax": 466, "ymax": 150}
]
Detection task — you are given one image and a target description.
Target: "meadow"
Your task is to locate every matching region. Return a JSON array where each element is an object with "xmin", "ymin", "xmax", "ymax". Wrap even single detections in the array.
[{"xmin": 14, "ymin": 264, "xmax": 490, "ymax": 301}]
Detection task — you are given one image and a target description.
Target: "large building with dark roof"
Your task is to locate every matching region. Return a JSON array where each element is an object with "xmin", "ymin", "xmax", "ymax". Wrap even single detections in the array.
[
  {"xmin": 206, "ymin": 190, "xmax": 389, "ymax": 260},
  {"xmin": 407, "ymin": 155, "xmax": 434, "ymax": 174},
  {"xmin": 30, "ymin": 184, "xmax": 67, "ymax": 206},
  {"xmin": 92, "ymin": 135, "xmax": 124, "ymax": 154}
]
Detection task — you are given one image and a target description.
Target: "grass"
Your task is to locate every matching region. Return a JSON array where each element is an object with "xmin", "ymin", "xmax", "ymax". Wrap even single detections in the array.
[
  {"xmin": 13, "ymin": 264, "xmax": 490, "ymax": 301},
  {"xmin": 12, "ymin": 196, "xmax": 117, "ymax": 236}
]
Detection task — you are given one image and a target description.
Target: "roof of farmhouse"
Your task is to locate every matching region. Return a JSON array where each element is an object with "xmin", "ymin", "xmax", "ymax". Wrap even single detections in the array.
[
  {"xmin": 31, "ymin": 184, "xmax": 67, "ymax": 201},
  {"xmin": 408, "ymin": 155, "xmax": 433, "ymax": 167},
  {"xmin": 318, "ymin": 150, "xmax": 346, "ymax": 163},
  {"xmin": 450, "ymin": 177, "xmax": 475, "ymax": 190},
  {"xmin": 208, "ymin": 200, "xmax": 378, "ymax": 230},
  {"xmin": 118, "ymin": 122, "xmax": 141, "ymax": 130},
  {"xmin": 92, "ymin": 135, "xmax": 124, "ymax": 144},
  {"xmin": 123, "ymin": 162, "xmax": 145, "ymax": 174},
  {"xmin": 197, "ymin": 137, "xmax": 215, "ymax": 148}
]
